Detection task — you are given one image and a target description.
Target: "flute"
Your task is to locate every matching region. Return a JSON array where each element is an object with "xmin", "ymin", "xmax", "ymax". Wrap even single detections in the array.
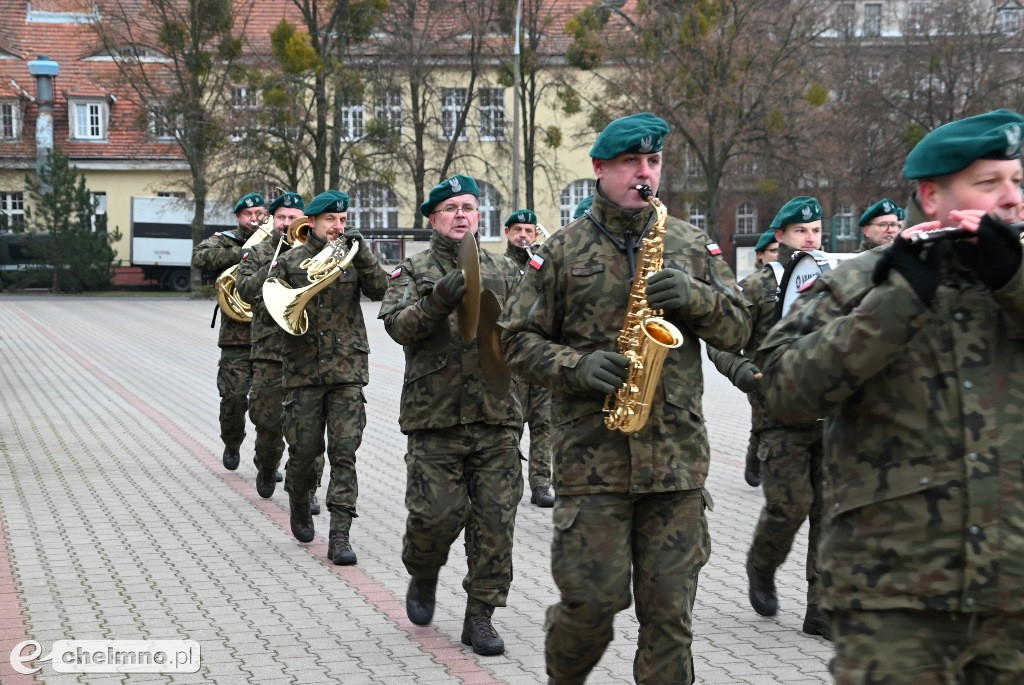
[{"xmin": 906, "ymin": 221, "xmax": 1024, "ymax": 245}]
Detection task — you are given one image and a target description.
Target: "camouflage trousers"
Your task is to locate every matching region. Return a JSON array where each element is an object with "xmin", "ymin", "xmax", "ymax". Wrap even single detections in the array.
[
  {"xmin": 402, "ymin": 424, "xmax": 522, "ymax": 616},
  {"xmin": 830, "ymin": 609, "xmax": 1024, "ymax": 684},
  {"xmin": 546, "ymin": 489, "xmax": 711, "ymax": 685},
  {"xmin": 217, "ymin": 345, "xmax": 252, "ymax": 449},
  {"xmin": 248, "ymin": 359, "xmax": 284, "ymax": 472},
  {"xmin": 282, "ymin": 383, "xmax": 364, "ymax": 533},
  {"xmin": 748, "ymin": 426, "xmax": 823, "ymax": 605},
  {"xmin": 516, "ymin": 380, "xmax": 553, "ymax": 490}
]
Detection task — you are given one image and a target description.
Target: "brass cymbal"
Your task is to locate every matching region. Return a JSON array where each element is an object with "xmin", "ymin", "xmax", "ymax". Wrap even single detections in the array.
[
  {"xmin": 478, "ymin": 288, "xmax": 511, "ymax": 398},
  {"xmin": 457, "ymin": 233, "xmax": 481, "ymax": 342}
]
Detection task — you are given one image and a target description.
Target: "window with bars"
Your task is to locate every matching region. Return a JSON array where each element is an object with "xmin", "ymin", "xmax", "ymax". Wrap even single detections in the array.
[
  {"xmin": 0, "ymin": 191, "xmax": 25, "ymax": 231},
  {"xmin": 735, "ymin": 201, "xmax": 758, "ymax": 234},
  {"xmin": 477, "ymin": 181, "xmax": 503, "ymax": 240},
  {"xmin": 71, "ymin": 101, "xmax": 107, "ymax": 140},
  {"xmin": 340, "ymin": 98, "xmax": 365, "ymax": 140},
  {"xmin": 560, "ymin": 179, "xmax": 595, "ymax": 226},
  {"xmin": 0, "ymin": 101, "xmax": 20, "ymax": 139},
  {"xmin": 374, "ymin": 88, "xmax": 402, "ymax": 131},
  {"xmin": 478, "ymin": 88, "xmax": 506, "ymax": 141},
  {"xmin": 349, "ymin": 182, "xmax": 399, "ymax": 230},
  {"xmin": 441, "ymin": 88, "xmax": 468, "ymax": 141}
]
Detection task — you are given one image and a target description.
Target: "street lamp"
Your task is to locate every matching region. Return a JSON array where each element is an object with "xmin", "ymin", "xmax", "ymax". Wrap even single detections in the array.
[{"xmin": 511, "ymin": 0, "xmax": 522, "ymax": 210}]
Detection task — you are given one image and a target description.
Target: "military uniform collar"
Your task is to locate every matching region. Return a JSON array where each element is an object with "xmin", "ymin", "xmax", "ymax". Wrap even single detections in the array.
[
  {"xmin": 589, "ymin": 189, "xmax": 654, "ymax": 238},
  {"xmin": 430, "ymin": 230, "xmax": 463, "ymax": 265},
  {"xmin": 778, "ymin": 242, "xmax": 800, "ymax": 266},
  {"xmin": 306, "ymin": 230, "xmax": 327, "ymax": 252},
  {"xmin": 505, "ymin": 241, "xmax": 529, "ymax": 267}
]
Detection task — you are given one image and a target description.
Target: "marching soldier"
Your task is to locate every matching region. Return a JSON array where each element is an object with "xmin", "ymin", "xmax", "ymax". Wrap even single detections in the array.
[
  {"xmin": 752, "ymin": 228, "xmax": 779, "ymax": 269},
  {"xmin": 192, "ymin": 192, "xmax": 264, "ymax": 470},
  {"xmin": 235, "ymin": 192, "xmax": 323, "ymax": 514},
  {"xmin": 857, "ymin": 198, "xmax": 901, "ymax": 252},
  {"xmin": 758, "ymin": 109, "xmax": 1024, "ymax": 682},
  {"xmin": 708, "ymin": 196, "xmax": 830, "ymax": 639},
  {"xmin": 379, "ymin": 174, "xmax": 523, "ymax": 657},
  {"xmin": 500, "ymin": 113, "xmax": 752, "ymax": 684},
  {"xmin": 503, "ymin": 209, "xmax": 555, "ymax": 508},
  {"xmin": 270, "ymin": 190, "xmax": 388, "ymax": 565}
]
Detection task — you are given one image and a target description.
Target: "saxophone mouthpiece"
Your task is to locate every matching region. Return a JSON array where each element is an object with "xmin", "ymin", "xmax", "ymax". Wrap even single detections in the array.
[{"xmin": 635, "ymin": 185, "xmax": 654, "ymax": 201}]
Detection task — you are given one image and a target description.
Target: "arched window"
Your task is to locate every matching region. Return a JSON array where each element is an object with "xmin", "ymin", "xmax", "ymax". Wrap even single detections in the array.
[
  {"xmin": 560, "ymin": 179, "xmax": 596, "ymax": 226},
  {"xmin": 685, "ymin": 202, "xmax": 706, "ymax": 231},
  {"xmin": 735, "ymin": 201, "xmax": 758, "ymax": 234},
  {"xmin": 477, "ymin": 181, "xmax": 503, "ymax": 241},
  {"xmin": 349, "ymin": 182, "xmax": 399, "ymax": 229}
]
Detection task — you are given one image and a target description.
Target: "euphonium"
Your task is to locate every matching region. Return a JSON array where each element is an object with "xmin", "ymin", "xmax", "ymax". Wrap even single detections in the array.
[
  {"xmin": 262, "ymin": 236, "xmax": 360, "ymax": 336},
  {"xmin": 603, "ymin": 185, "xmax": 684, "ymax": 434},
  {"xmin": 216, "ymin": 215, "xmax": 274, "ymax": 323}
]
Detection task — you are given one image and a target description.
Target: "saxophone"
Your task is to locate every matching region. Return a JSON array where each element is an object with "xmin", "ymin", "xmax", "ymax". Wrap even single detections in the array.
[{"xmin": 603, "ymin": 185, "xmax": 685, "ymax": 434}]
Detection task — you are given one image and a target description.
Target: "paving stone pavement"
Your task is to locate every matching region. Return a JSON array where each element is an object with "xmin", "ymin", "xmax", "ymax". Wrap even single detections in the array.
[{"xmin": 0, "ymin": 295, "xmax": 833, "ymax": 684}]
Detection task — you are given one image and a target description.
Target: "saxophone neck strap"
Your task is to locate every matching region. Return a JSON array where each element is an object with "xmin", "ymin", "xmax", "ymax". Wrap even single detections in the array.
[{"xmin": 584, "ymin": 209, "xmax": 653, "ymax": 279}]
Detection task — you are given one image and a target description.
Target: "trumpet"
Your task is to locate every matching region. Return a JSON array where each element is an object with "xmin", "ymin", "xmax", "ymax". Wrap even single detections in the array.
[{"xmin": 216, "ymin": 214, "xmax": 273, "ymax": 323}]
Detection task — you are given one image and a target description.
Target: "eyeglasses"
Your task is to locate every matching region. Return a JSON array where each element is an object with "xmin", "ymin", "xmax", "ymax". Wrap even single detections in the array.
[
  {"xmin": 435, "ymin": 204, "xmax": 479, "ymax": 215},
  {"xmin": 867, "ymin": 222, "xmax": 900, "ymax": 230}
]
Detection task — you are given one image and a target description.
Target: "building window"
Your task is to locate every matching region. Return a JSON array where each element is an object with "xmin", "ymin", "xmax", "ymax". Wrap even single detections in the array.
[
  {"xmin": 686, "ymin": 202, "xmax": 706, "ymax": 231},
  {"xmin": 998, "ymin": 5, "xmax": 1022, "ymax": 35},
  {"xmin": 374, "ymin": 88, "xmax": 402, "ymax": 131},
  {"xmin": 560, "ymin": 179, "xmax": 596, "ymax": 226},
  {"xmin": 478, "ymin": 88, "xmax": 506, "ymax": 141},
  {"xmin": 157, "ymin": 191, "xmax": 185, "ymax": 198},
  {"xmin": 0, "ymin": 191, "xmax": 24, "ymax": 231},
  {"xmin": 739, "ymin": 157, "xmax": 758, "ymax": 178},
  {"xmin": 834, "ymin": 203, "xmax": 857, "ymax": 241},
  {"xmin": 735, "ymin": 201, "xmax": 757, "ymax": 234},
  {"xmin": 0, "ymin": 101, "xmax": 21, "ymax": 139},
  {"xmin": 866, "ymin": 63, "xmax": 883, "ymax": 83},
  {"xmin": 71, "ymin": 100, "xmax": 107, "ymax": 140},
  {"xmin": 685, "ymin": 148, "xmax": 701, "ymax": 178},
  {"xmin": 149, "ymin": 105, "xmax": 179, "ymax": 140},
  {"xmin": 441, "ymin": 88, "xmax": 468, "ymax": 141},
  {"xmin": 230, "ymin": 86, "xmax": 258, "ymax": 142},
  {"xmin": 477, "ymin": 181, "xmax": 503, "ymax": 241},
  {"xmin": 907, "ymin": 1, "xmax": 929, "ymax": 32},
  {"xmin": 91, "ymin": 191, "xmax": 107, "ymax": 232},
  {"xmin": 836, "ymin": 2, "xmax": 855, "ymax": 36},
  {"xmin": 340, "ymin": 97, "xmax": 364, "ymax": 140},
  {"xmin": 863, "ymin": 3, "xmax": 882, "ymax": 37},
  {"xmin": 349, "ymin": 181, "xmax": 399, "ymax": 230}
]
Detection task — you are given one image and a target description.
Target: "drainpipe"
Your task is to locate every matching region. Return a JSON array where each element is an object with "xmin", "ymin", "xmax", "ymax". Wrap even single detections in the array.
[{"xmin": 27, "ymin": 56, "xmax": 59, "ymax": 193}]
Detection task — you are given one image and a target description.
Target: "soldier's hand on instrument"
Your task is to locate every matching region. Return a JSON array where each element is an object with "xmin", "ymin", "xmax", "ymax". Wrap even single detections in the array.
[
  {"xmin": 342, "ymin": 226, "xmax": 363, "ymax": 248},
  {"xmin": 957, "ymin": 213, "xmax": 1023, "ymax": 290},
  {"xmin": 899, "ymin": 220, "xmax": 941, "ymax": 240},
  {"xmin": 576, "ymin": 350, "xmax": 630, "ymax": 395},
  {"xmin": 872, "ymin": 235, "xmax": 949, "ymax": 305},
  {"xmin": 947, "ymin": 209, "xmax": 988, "ymax": 234},
  {"xmin": 735, "ymin": 360, "xmax": 761, "ymax": 393},
  {"xmin": 646, "ymin": 268, "xmax": 692, "ymax": 311},
  {"xmin": 431, "ymin": 269, "xmax": 467, "ymax": 311}
]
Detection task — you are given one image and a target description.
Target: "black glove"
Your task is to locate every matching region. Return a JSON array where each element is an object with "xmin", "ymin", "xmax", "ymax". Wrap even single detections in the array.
[
  {"xmin": 956, "ymin": 214, "xmax": 1023, "ymax": 290},
  {"xmin": 734, "ymin": 360, "xmax": 761, "ymax": 393},
  {"xmin": 343, "ymin": 226, "xmax": 363, "ymax": 249},
  {"xmin": 575, "ymin": 350, "xmax": 629, "ymax": 395},
  {"xmin": 430, "ymin": 269, "xmax": 466, "ymax": 312},
  {"xmin": 646, "ymin": 268, "xmax": 692, "ymax": 311},
  {"xmin": 872, "ymin": 235, "xmax": 949, "ymax": 305}
]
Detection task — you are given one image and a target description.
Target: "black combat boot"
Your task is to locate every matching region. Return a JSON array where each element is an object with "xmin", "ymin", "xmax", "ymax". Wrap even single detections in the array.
[
  {"xmin": 405, "ymin": 576, "xmax": 438, "ymax": 625},
  {"xmin": 746, "ymin": 559, "xmax": 778, "ymax": 616},
  {"xmin": 309, "ymin": 492, "xmax": 321, "ymax": 515},
  {"xmin": 744, "ymin": 451, "xmax": 761, "ymax": 487},
  {"xmin": 531, "ymin": 485, "xmax": 555, "ymax": 508},
  {"xmin": 222, "ymin": 445, "xmax": 240, "ymax": 470},
  {"xmin": 255, "ymin": 468, "xmax": 276, "ymax": 498},
  {"xmin": 461, "ymin": 613, "xmax": 504, "ymax": 656},
  {"xmin": 802, "ymin": 604, "xmax": 831, "ymax": 640},
  {"xmin": 289, "ymin": 497, "xmax": 314, "ymax": 543},
  {"xmin": 328, "ymin": 531, "xmax": 357, "ymax": 565}
]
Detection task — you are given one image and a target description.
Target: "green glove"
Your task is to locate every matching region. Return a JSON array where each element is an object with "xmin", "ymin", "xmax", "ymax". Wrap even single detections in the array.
[
  {"xmin": 734, "ymin": 360, "xmax": 761, "ymax": 393},
  {"xmin": 430, "ymin": 269, "xmax": 466, "ymax": 312},
  {"xmin": 646, "ymin": 268, "xmax": 692, "ymax": 311},
  {"xmin": 343, "ymin": 226, "xmax": 363, "ymax": 249},
  {"xmin": 575, "ymin": 350, "xmax": 629, "ymax": 395}
]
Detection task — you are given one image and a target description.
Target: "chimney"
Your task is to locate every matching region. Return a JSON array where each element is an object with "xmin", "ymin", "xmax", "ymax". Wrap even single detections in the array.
[{"xmin": 27, "ymin": 55, "xmax": 60, "ymax": 193}]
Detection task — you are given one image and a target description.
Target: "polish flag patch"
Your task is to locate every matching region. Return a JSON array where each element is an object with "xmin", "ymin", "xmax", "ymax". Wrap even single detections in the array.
[
  {"xmin": 798, "ymin": 276, "xmax": 818, "ymax": 293},
  {"xmin": 529, "ymin": 253, "xmax": 545, "ymax": 270},
  {"xmin": 390, "ymin": 266, "xmax": 403, "ymax": 279},
  {"xmin": 706, "ymin": 243, "xmax": 722, "ymax": 256},
  {"xmin": 241, "ymin": 251, "xmax": 250, "ymax": 260}
]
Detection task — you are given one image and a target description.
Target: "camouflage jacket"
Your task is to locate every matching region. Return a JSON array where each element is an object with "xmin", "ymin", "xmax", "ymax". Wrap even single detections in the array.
[
  {"xmin": 707, "ymin": 245, "xmax": 815, "ymax": 432},
  {"xmin": 192, "ymin": 227, "xmax": 255, "ymax": 348},
  {"xmin": 268, "ymin": 232, "xmax": 388, "ymax": 389},
  {"xmin": 235, "ymin": 237, "xmax": 288, "ymax": 363},
  {"xmin": 756, "ymin": 243, "xmax": 1024, "ymax": 613},
  {"xmin": 499, "ymin": 192, "xmax": 752, "ymax": 495},
  {"xmin": 378, "ymin": 232, "xmax": 523, "ymax": 433},
  {"xmin": 857, "ymin": 235, "xmax": 881, "ymax": 253},
  {"xmin": 504, "ymin": 241, "xmax": 530, "ymax": 271}
]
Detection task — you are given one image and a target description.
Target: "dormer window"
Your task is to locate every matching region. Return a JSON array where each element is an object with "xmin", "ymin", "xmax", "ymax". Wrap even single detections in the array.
[
  {"xmin": 70, "ymin": 100, "xmax": 108, "ymax": 140},
  {"xmin": 0, "ymin": 100, "xmax": 20, "ymax": 139}
]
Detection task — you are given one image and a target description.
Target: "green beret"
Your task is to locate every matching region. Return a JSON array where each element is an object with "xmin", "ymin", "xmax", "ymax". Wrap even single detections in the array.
[
  {"xmin": 903, "ymin": 109, "xmax": 1024, "ymax": 180},
  {"xmin": 858, "ymin": 198, "xmax": 900, "ymax": 226},
  {"xmin": 305, "ymin": 190, "xmax": 350, "ymax": 217},
  {"xmin": 572, "ymin": 195, "xmax": 594, "ymax": 220},
  {"xmin": 589, "ymin": 112, "xmax": 670, "ymax": 160},
  {"xmin": 770, "ymin": 196, "xmax": 823, "ymax": 230},
  {"xmin": 753, "ymin": 228, "xmax": 777, "ymax": 252},
  {"xmin": 268, "ymin": 192, "xmax": 304, "ymax": 213},
  {"xmin": 233, "ymin": 192, "xmax": 265, "ymax": 214},
  {"xmin": 895, "ymin": 207, "xmax": 905, "ymax": 220},
  {"xmin": 504, "ymin": 209, "xmax": 537, "ymax": 227},
  {"xmin": 420, "ymin": 174, "xmax": 480, "ymax": 217}
]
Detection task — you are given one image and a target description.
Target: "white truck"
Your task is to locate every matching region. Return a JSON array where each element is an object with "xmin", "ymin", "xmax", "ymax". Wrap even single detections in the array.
[{"xmin": 130, "ymin": 196, "xmax": 236, "ymax": 291}]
